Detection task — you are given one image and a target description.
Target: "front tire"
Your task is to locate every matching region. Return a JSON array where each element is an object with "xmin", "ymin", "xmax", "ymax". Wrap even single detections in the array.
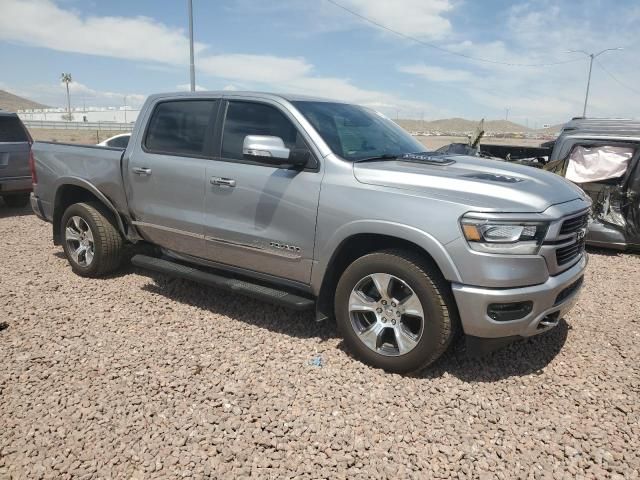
[
  {"xmin": 61, "ymin": 202, "xmax": 123, "ymax": 277},
  {"xmin": 335, "ymin": 249, "xmax": 455, "ymax": 373},
  {"xmin": 3, "ymin": 193, "xmax": 30, "ymax": 208}
]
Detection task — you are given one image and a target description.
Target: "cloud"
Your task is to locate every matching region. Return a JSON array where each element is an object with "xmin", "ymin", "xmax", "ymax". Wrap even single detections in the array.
[
  {"xmin": 398, "ymin": 64, "xmax": 474, "ymax": 82},
  {"xmin": 0, "ymin": 0, "xmax": 434, "ymax": 117},
  {"xmin": 176, "ymin": 84, "xmax": 208, "ymax": 92},
  {"xmin": 0, "ymin": 0, "xmax": 206, "ymax": 65},
  {"xmin": 398, "ymin": 1, "xmax": 640, "ymax": 121},
  {"xmin": 5, "ymin": 0, "xmax": 637, "ymax": 122},
  {"xmin": 198, "ymin": 55, "xmax": 313, "ymax": 84},
  {"xmin": 337, "ymin": 0, "xmax": 454, "ymax": 40}
]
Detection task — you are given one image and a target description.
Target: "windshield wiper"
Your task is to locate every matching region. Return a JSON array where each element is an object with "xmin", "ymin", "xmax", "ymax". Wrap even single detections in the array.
[{"xmin": 353, "ymin": 153, "xmax": 399, "ymax": 163}]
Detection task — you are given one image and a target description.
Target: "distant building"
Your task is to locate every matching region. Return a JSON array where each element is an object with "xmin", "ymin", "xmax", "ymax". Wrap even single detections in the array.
[{"xmin": 17, "ymin": 107, "xmax": 140, "ymax": 123}]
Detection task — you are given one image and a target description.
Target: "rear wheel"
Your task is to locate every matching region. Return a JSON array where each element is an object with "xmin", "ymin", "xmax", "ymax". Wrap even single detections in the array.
[
  {"xmin": 335, "ymin": 249, "xmax": 455, "ymax": 373},
  {"xmin": 61, "ymin": 202, "xmax": 123, "ymax": 277},
  {"xmin": 2, "ymin": 193, "xmax": 30, "ymax": 208}
]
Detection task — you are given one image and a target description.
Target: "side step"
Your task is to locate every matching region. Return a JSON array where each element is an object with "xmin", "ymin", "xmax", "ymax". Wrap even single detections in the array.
[{"xmin": 131, "ymin": 254, "xmax": 315, "ymax": 311}]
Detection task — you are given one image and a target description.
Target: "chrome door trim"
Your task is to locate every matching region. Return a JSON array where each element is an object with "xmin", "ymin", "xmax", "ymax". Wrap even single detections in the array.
[
  {"xmin": 205, "ymin": 234, "xmax": 302, "ymax": 260},
  {"xmin": 132, "ymin": 221, "xmax": 204, "ymax": 239}
]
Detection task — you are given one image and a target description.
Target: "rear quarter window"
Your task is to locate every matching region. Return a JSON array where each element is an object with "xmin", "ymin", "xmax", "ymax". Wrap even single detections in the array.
[
  {"xmin": 144, "ymin": 100, "xmax": 218, "ymax": 156},
  {"xmin": 0, "ymin": 116, "xmax": 29, "ymax": 142},
  {"xmin": 107, "ymin": 135, "xmax": 130, "ymax": 148}
]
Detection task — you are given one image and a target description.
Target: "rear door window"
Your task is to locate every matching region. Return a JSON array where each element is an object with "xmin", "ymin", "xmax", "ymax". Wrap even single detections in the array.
[
  {"xmin": 0, "ymin": 116, "xmax": 29, "ymax": 142},
  {"xmin": 144, "ymin": 100, "xmax": 218, "ymax": 157}
]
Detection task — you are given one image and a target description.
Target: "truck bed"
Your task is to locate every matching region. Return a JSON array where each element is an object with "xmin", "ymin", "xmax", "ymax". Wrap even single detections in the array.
[{"xmin": 32, "ymin": 141, "xmax": 129, "ymax": 220}]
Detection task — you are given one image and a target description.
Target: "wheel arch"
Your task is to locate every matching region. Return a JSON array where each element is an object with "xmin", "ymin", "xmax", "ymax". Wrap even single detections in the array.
[
  {"xmin": 313, "ymin": 222, "xmax": 462, "ymax": 321},
  {"xmin": 52, "ymin": 178, "xmax": 127, "ymax": 245}
]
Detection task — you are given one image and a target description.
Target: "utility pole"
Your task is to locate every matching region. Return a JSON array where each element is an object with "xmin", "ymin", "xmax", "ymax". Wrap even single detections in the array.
[
  {"xmin": 188, "ymin": 0, "xmax": 196, "ymax": 92},
  {"xmin": 568, "ymin": 48, "xmax": 623, "ymax": 117},
  {"xmin": 505, "ymin": 108, "xmax": 509, "ymax": 121},
  {"xmin": 124, "ymin": 95, "xmax": 127, "ymax": 123}
]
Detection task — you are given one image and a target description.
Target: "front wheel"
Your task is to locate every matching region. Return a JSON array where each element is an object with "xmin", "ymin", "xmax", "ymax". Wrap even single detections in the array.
[
  {"xmin": 335, "ymin": 249, "xmax": 456, "ymax": 373},
  {"xmin": 61, "ymin": 202, "xmax": 123, "ymax": 277}
]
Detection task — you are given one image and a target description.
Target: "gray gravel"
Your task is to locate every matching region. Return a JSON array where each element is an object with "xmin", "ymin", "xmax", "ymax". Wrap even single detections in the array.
[{"xmin": 1, "ymin": 204, "xmax": 639, "ymax": 479}]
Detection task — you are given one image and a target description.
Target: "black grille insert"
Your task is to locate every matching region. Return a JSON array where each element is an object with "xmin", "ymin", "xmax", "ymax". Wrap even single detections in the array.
[
  {"xmin": 556, "ymin": 239, "xmax": 585, "ymax": 266},
  {"xmin": 560, "ymin": 213, "xmax": 588, "ymax": 236},
  {"xmin": 554, "ymin": 276, "xmax": 584, "ymax": 305}
]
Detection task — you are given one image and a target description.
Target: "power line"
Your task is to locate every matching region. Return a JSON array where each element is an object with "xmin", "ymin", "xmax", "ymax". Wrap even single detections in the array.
[
  {"xmin": 594, "ymin": 58, "xmax": 640, "ymax": 96},
  {"xmin": 325, "ymin": 0, "xmax": 583, "ymax": 67}
]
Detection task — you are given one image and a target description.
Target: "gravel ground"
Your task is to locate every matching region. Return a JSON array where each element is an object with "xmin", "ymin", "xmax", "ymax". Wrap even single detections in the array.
[{"xmin": 1, "ymin": 203, "xmax": 639, "ymax": 479}]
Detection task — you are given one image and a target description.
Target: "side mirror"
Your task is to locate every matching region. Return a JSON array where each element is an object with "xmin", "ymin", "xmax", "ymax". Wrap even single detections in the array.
[
  {"xmin": 243, "ymin": 135, "xmax": 289, "ymax": 160},
  {"xmin": 242, "ymin": 135, "xmax": 309, "ymax": 168}
]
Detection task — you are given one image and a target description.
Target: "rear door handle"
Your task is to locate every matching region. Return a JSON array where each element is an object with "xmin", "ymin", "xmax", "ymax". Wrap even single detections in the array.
[
  {"xmin": 132, "ymin": 167, "xmax": 152, "ymax": 175},
  {"xmin": 210, "ymin": 176, "xmax": 236, "ymax": 187}
]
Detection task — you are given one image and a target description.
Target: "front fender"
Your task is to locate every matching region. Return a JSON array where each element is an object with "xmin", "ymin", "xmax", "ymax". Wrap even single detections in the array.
[{"xmin": 311, "ymin": 219, "xmax": 462, "ymax": 293}]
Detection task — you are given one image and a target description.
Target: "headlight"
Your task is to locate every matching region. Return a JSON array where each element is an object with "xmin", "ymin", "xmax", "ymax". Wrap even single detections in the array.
[{"xmin": 460, "ymin": 216, "xmax": 548, "ymax": 255}]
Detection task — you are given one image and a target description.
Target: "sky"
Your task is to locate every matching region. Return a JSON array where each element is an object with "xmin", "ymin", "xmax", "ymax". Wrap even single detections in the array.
[{"xmin": 0, "ymin": 0, "xmax": 639, "ymax": 125}]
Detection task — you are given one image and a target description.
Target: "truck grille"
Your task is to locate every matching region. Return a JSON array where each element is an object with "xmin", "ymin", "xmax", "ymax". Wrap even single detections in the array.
[
  {"xmin": 559, "ymin": 213, "xmax": 588, "ymax": 235},
  {"xmin": 539, "ymin": 209, "xmax": 589, "ymax": 275},
  {"xmin": 556, "ymin": 239, "xmax": 585, "ymax": 266}
]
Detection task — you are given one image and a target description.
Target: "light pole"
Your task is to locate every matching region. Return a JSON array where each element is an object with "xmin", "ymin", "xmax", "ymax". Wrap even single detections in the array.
[
  {"xmin": 123, "ymin": 95, "xmax": 127, "ymax": 123},
  {"xmin": 569, "ymin": 48, "xmax": 623, "ymax": 117},
  {"xmin": 188, "ymin": 0, "xmax": 196, "ymax": 92}
]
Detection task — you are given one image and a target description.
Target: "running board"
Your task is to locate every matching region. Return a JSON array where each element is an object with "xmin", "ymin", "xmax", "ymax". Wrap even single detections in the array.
[{"xmin": 131, "ymin": 254, "xmax": 315, "ymax": 311}]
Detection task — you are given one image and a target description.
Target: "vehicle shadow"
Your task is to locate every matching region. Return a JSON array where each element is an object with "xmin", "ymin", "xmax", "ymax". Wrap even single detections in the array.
[
  {"xmin": 0, "ymin": 202, "xmax": 33, "ymax": 219},
  {"xmin": 416, "ymin": 319, "xmax": 569, "ymax": 382},
  {"xmin": 136, "ymin": 269, "xmax": 568, "ymax": 380},
  {"xmin": 138, "ymin": 271, "xmax": 336, "ymax": 341}
]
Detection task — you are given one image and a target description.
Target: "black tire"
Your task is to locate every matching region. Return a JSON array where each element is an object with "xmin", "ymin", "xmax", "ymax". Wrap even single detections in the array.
[
  {"xmin": 335, "ymin": 249, "xmax": 456, "ymax": 373},
  {"xmin": 61, "ymin": 202, "xmax": 123, "ymax": 277},
  {"xmin": 3, "ymin": 193, "xmax": 30, "ymax": 208}
]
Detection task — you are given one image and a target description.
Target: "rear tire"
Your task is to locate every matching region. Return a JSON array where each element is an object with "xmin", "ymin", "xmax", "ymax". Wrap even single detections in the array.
[
  {"xmin": 335, "ymin": 249, "xmax": 455, "ymax": 373},
  {"xmin": 61, "ymin": 202, "xmax": 123, "ymax": 277},
  {"xmin": 3, "ymin": 193, "xmax": 30, "ymax": 208}
]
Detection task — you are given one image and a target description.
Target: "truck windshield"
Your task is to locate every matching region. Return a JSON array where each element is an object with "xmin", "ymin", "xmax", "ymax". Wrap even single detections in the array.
[{"xmin": 292, "ymin": 101, "xmax": 426, "ymax": 161}]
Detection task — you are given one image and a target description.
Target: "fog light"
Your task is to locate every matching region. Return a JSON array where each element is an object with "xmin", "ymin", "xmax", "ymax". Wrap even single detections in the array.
[{"xmin": 487, "ymin": 301, "xmax": 533, "ymax": 321}]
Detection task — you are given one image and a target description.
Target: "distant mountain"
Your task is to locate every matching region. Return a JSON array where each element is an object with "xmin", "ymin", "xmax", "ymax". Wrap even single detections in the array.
[
  {"xmin": 396, "ymin": 117, "xmax": 531, "ymax": 134},
  {"xmin": 0, "ymin": 90, "xmax": 48, "ymax": 112}
]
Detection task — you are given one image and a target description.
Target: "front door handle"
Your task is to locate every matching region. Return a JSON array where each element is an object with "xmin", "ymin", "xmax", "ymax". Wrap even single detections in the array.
[
  {"xmin": 210, "ymin": 176, "xmax": 236, "ymax": 187},
  {"xmin": 132, "ymin": 167, "xmax": 152, "ymax": 175}
]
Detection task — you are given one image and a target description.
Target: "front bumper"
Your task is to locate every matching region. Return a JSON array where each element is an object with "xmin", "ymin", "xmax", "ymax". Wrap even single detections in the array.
[{"xmin": 452, "ymin": 253, "xmax": 587, "ymax": 339}]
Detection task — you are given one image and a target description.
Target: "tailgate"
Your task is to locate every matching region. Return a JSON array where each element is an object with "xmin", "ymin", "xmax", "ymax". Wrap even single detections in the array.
[{"xmin": 0, "ymin": 142, "xmax": 30, "ymax": 179}]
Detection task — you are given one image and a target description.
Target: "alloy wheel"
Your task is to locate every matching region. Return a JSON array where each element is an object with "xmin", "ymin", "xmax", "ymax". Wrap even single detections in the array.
[
  {"xmin": 348, "ymin": 273, "xmax": 425, "ymax": 356},
  {"xmin": 65, "ymin": 216, "xmax": 95, "ymax": 267}
]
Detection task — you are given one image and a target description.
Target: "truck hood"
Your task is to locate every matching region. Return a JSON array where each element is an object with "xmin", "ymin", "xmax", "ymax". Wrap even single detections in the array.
[{"xmin": 353, "ymin": 154, "xmax": 587, "ymax": 212}]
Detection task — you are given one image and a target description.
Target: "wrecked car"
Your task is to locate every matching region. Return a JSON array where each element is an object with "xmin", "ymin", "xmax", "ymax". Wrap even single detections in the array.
[{"xmin": 544, "ymin": 118, "xmax": 639, "ymax": 251}]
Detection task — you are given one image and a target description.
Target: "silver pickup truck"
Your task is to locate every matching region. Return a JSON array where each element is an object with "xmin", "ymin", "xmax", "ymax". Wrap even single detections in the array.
[{"xmin": 31, "ymin": 92, "xmax": 590, "ymax": 372}]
